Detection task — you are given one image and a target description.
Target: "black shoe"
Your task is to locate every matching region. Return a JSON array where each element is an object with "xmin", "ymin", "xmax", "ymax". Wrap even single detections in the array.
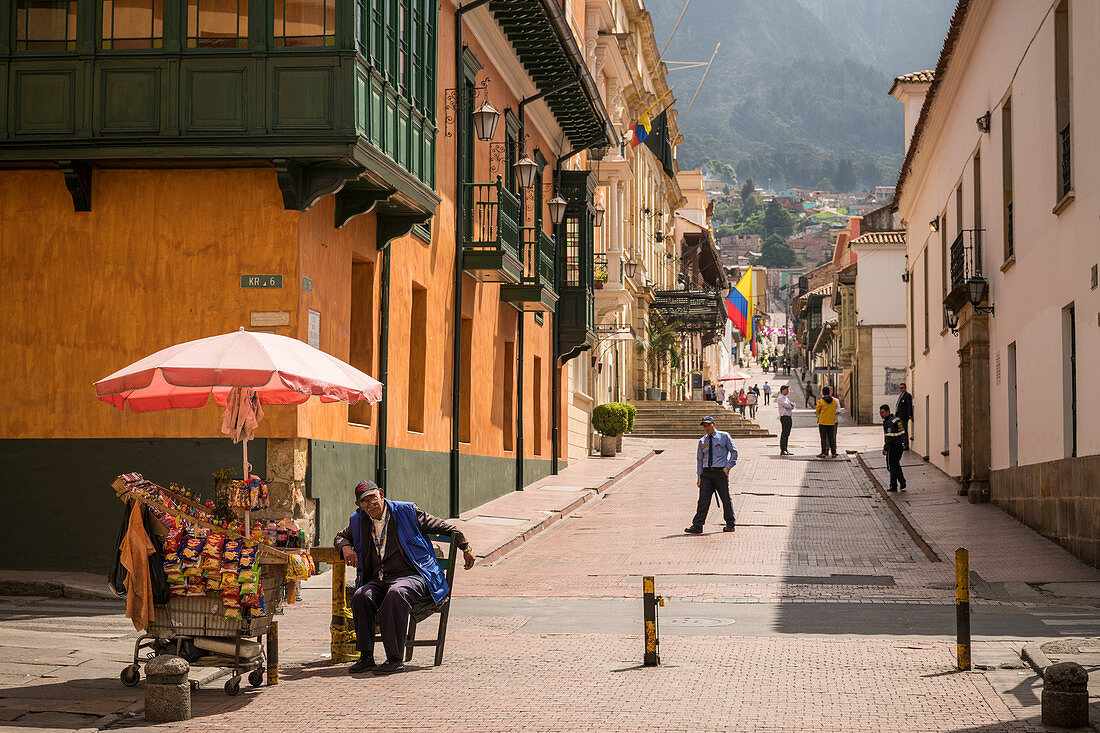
[
  {"xmin": 817, "ymin": 453, "xmax": 827, "ymax": 459},
  {"xmin": 900, "ymin": 484, "xmax": 907, "ymax": 491},
  {"xmin": 887, "ymin": 487, "xmax": 898, "ymax": 492},
  {"xmin": 373, "ymin": 660, "xmax": 406, "ymax": 675},
  {"xmin": 684, "ymin": 526, "xmax": 703, "ymax": 534},
  {"xmin": 723, "ymin": 524, "xmax": 736, "ymax": 533},
  {"xmin": 349, "ymin": 657, "xmax": 376, "ymax": 673},
  {"xmin": 782, "ymin": 450, "xmax": 793, "ymax": 456}
]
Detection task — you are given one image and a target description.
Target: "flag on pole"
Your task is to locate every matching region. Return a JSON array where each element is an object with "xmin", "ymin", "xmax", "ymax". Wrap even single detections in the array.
[
  {"xmin": 643, "ymin": 110, "xmax": 676, "ymax": 179},
  {"xmin": 724, "ymin": 267, "xmax": 753, "ymax": 342},
  {"xmin": 630, "ymin": 112, "xmax": 651, "ymax": 148}
]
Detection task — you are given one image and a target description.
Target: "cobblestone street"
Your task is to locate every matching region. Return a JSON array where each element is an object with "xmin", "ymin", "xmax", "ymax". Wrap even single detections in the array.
[{"xmin": 4, "ymin": 373, "xmax": 1100, "ymax": 731}]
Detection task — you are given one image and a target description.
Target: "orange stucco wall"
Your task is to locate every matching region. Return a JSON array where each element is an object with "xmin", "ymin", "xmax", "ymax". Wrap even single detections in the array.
[{"xmin": 0, "ymin": 167, "xmax": 300, "ymax": 440}]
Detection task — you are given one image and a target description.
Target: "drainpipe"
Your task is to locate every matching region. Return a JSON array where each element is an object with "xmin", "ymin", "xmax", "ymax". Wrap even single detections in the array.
[
  {"xmin": 450, "ymin": 0, "xmax": 491, "ymax": 518},
  {"xmin": 375, "ymin": 244, "xmax": 391, "ymax": 489},
  {"xmin": 515, "ymin": 314, "xmax": 525, "ymax": 490}
]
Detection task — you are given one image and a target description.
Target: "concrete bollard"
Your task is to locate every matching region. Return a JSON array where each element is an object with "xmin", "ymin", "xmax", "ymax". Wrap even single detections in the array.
[
  {"xmin": 144, "ymin": 655, "xmax": 191, "ymax": 723},
  {"xmin": 1042, "ymin": 661, "xmax": 1089, "ymax": 729}
]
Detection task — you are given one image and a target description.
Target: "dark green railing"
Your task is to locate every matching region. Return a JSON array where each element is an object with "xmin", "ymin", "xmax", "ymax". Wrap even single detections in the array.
[
  {"xmin": 518, "ymin": 225, "xmax": 556, "ymax": 289},
  {"xmin": 464, "ymin": 178, "xmax": 521, "ymax": 262}
]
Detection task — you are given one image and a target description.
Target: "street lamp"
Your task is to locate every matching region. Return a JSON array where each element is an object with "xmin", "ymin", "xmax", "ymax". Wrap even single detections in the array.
[
  {"xmin": 548, "ymin": 194, "xmax": 568, "ymax": 226},
  {"xmin": 966, "ymin": 275, "xmax": 995, "ymax": 315},
  {"xmin": 945, "ymin": 306, "xmax": 959, "ymax": 335},
  {"xmin": 594, "ymin": 203, "xmax": 605, "ymax": 228},
  {"xmin": 624, "ymin": 260, "xmax": 638, "ymax": 279},
  {"xmin": 513, "ymin": 155, "xmax": 539, "ymax": 189},
  {"xmin": 472, "ymin": 101, "xmax": 500, "ymax": 142}
]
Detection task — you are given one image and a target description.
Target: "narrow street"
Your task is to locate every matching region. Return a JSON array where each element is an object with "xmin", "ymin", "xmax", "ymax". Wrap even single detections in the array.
[{"xmin": 7, "ymin": 368, "xmax": 1097, "ymax": 732}]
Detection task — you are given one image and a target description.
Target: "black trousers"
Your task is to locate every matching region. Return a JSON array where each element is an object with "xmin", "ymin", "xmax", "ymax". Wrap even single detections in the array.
[
  {"xmin": 693, "ymin": 469, "xmax": 735, "ymax": 527},
  {"xmin": 818, "ymin": 424, "xmax": 837, "ymax": 455},
  {"xmin": 779, "ymin": 415, "xmax": 792, "ymax": 452},
  {"xmin": 351, "ymin": 574, "xmax": 429, "ymax": 662},
  {"xmin": 886, "ymin": 443, "xmax": 906, "ymax": 489}
]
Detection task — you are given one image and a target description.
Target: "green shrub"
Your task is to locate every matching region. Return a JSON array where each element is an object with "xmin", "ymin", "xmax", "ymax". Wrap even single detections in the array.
[
  {"xmin": 620, "ymin": 402, "xmax": 637, "ymax": 433},
  {"xmin": 592, "ymin": 403, "xmax": 629, "ymax": 436}
]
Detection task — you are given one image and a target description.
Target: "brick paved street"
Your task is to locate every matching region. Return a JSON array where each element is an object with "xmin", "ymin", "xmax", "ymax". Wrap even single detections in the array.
[{"xmin": 5, "ymin": 368, "xmax": 1100, "ymax": 731}]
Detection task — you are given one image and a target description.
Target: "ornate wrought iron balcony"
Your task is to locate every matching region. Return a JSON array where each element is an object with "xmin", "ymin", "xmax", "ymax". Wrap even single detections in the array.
[{"xmin": 500, "ymin": 225, "xmax": 558, "ymax": 312}]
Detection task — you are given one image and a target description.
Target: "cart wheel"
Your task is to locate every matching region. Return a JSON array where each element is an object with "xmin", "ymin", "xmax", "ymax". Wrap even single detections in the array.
[
  {"xmin": 224, "ymin": 676, "xmax": 242, "ymax": 696},
  {"xmin": 120, "ymin": 665, "xmax": 140, "ymax": 687},
  {"xmin": 248, "ymin": 668, "xmax": 265, "ymax": 687}
]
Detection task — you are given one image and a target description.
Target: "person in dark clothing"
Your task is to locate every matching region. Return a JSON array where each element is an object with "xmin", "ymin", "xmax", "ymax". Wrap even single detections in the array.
[
  {"xmin": 880, "ymin": 405, "xmax": 907, "ymax": 491},
  {"xmin": 335, "ymin": 480, "xmax": 475, "ymax": 675},
  {"xmin": 895, "ymin": 383, "xmax": 914, "ymax": 452}
]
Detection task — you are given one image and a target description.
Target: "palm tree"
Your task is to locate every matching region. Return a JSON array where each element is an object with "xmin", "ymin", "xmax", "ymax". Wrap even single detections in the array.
[{"xmin": 635, "ymin": 320, "xmax": 681, "ymax": 389}]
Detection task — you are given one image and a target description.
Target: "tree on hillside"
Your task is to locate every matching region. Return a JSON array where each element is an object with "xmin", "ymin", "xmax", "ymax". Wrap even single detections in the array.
[
  {"xmin": 754, "ymin": 234, "xmax": 801, "ymax": 268},
  {"xmin": 739, "ymin": 178, "xmax": 758, "ymax": 216},
  {"xmin": 763, "ymin": 198, "xmax": 794, "ymax": 237},
  {"xmin": 835, "ymin": 159, "xmax": 856, "ymax": 192},
  {"xmin": 817, "ymin": 177, "xmax": 836, "ymax": 193}
]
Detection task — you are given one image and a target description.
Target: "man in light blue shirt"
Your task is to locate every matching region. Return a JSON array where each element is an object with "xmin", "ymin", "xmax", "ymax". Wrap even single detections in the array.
[{"xmin": 686, "ymin": 416, "xmax": 738, "ymax": 534}]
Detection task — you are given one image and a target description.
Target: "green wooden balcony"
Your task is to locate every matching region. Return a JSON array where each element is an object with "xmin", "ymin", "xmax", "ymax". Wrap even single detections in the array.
[
  {"xmin": 501, "ymin": 226, "xmax": 557, "ymax": 312},
  {"xmin": 462, "ymin": 179, "xmax": 523, "ymax": 284}
]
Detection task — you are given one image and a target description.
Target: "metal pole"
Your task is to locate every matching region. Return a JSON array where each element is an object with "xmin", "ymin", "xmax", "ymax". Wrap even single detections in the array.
[
  {"xmin": 956, "ymin": 547, "xmax": 971, "ymax": 670},
  {"xmin": 643, "ymin": 576, "xmax": 662, "ymax": 666},
  {"xmin": 266, "ymin": 621, "xmax": 279, "ymax": 685},
  {"xmin": 376, "ymin": 243, "xmax": 390, "ymax": 490}
]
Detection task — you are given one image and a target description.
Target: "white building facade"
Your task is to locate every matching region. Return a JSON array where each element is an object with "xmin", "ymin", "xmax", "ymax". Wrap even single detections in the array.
[{"xmin": 894, "ymin": 0, "xmax": 1100, "ymax": 564}]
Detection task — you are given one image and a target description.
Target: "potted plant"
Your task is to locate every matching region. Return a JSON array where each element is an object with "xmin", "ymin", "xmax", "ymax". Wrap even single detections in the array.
[
  {"xmin": 635, "ymin": 320, "xmax": 680, "ymax": 401},
  {"xmin": 614, "ymin": 402, "xmax": 636, "ymax": 450},
  {"xmin": 592, "ymin": 403, "xmax": 628, "ymax": 456},
  {"xmin": 594, "ymin": 261, "xmax": 608, "ymax": 289}
]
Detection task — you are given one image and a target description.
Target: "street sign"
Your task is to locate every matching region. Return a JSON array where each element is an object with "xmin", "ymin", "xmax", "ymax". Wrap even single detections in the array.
[{"xmin": 240, "ymin": 275, "xmax": 283, "ymax": 288}]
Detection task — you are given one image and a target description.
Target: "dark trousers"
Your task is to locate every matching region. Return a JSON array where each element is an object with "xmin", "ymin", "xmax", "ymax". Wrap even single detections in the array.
[
  {"xmin": 693, "ymin": 469, "xmax": 735, "ymax": 527},
  {"xmin": 818, "ymin": 424, "xmax": 837, "ymax": 455},
  {"xmin": 779, "ymin": 415, "xmax": 792, "ymax": 452},
  {"xmin": 351, "ymin": 574, "xmax": 429, "ymax": 662},
  {"xmin": 886, "ymin": 443, "xmax": 906, "ymax": 489},
  {"xmin": 764, "ymin": 393, "xmax": 770, "ymax": 405}
]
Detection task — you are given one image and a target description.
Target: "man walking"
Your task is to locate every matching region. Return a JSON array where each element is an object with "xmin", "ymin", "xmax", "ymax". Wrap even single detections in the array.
[
  {"xmin": 804, "ymin": 380, "xmax": 815, "ymax": 409},
  {"xmin": 895, "ymin": 382, "xmax": 913, "ymax": 452},
  {"xmin": 685, "ymin": 416, "xmax": 737, "ymax": 534},
  {"xmin": 880, "ymin": 404, "xmax": 907, "ymax": 491},
  {"xmin": 815, "ymin": 386, "xmax": 838, "ymax": 458},
  {"xmin": 746, "ymin": 388, "xmax": 758, "ymax": 419},
  {"xmin": 762, "ymin": 381, "xmax": 772, "ymax": 405},
  {"xmin": 776, "ymin": 384, "xmax": 794, "ymax": 455},
  {"xmin": 715, "ymin": 382, "xmax": 726, "ymax": 406}
]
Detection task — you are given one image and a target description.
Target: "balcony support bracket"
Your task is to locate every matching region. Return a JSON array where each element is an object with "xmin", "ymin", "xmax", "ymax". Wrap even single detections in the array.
[
  {"xmin": 274, "ymin": 159, "xmax": 361, "ymax": 212},
  {"xmin": 59, "ymin": 161, "xmax": 92, "ymax": 212},
  {"xmin": 335, "ymin": 182, "xmax": 396, "ymax": 229}
]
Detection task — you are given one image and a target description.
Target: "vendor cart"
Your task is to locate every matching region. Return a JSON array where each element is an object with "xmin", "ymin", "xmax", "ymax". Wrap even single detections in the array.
[
  {"xmin": 113, "ymin": 474, "xmax": 298, "ymax": 695},
  {"xmin": 123, "ymin": 560, "xmax": 285, "ymax": 695}
]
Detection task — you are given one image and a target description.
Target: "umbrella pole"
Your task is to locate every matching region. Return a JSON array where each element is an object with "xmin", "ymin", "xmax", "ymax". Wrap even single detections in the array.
[{"xmin": 243, "ymin": 437, "xmax": 250, "ymax": 533}]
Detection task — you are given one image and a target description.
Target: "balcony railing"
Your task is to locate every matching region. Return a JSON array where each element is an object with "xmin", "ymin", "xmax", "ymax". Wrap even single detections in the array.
[
  {"xmin": 949, "ymin": 229, "xmax": 983, "ymax": 291},
  {"xmin": 519, "ymin": 226, "xmax": 555, "ymax": 287},
  {"xmin": 462, "ymin": 178, "xmax": 522, "ymax": 282},
  {"xmin": 593, "ymin": 252, "xmax": 608, "ymax": 286},
  {"xmin": 1059, "ymin": 123, "xmax": 1072, "ymax": 199},
  {"xmin": 1004, "ymin": 200, "xmax": 1014, "ymax": 259}
]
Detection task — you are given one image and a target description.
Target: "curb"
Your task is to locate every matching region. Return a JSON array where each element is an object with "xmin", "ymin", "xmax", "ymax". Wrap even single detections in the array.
[
  {"xmin": 854, "ymin": 452, "xmax": 941, "ymax": 563},
  {"xmin": 477, "ymin": 448, "xmax": 659, "ymax": 565},
  {"xmin": 0, "ymin": 577, "xmax": 120, "ymax": 601},
  {"xmin": 1021, "ymin": 642, "xmax": 1051, "ymax": 679}
]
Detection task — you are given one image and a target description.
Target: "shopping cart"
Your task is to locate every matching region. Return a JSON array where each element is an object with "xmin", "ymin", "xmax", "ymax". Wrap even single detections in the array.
[{"xmin": 121, "ymin": 562, "xmax": 286, "ymax": 695}]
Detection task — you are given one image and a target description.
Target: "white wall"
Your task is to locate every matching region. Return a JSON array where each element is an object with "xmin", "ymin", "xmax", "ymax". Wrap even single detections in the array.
[
  {"xmin": 871, "ymin": 327, "xmax": 907, "ymax": 413},
  {"xmin": 896, "ymin": 0, "xmax": 1100, "ymax": 473},
  {"xmin": 853, "ymin": 244, "xmax": 906, "ymax": 326}
]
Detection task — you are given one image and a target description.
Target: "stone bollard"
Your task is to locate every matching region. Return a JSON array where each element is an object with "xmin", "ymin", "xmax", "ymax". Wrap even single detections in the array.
[
  {"xmin": 1042, "ymin": 661, "xmax": 1089, "ymax": 729},
  {"xmin": 144, "ymin": 655, "xmax": 191, "ymax": 723}
]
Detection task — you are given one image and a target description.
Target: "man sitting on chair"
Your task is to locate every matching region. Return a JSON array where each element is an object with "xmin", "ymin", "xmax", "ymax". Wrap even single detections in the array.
[{"xmin": 335, "ymin": 480, "xmax": 475, "ymax": 675}]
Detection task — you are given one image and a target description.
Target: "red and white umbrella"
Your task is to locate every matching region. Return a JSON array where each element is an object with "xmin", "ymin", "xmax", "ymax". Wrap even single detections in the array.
[
  {"xmin": 95, "ymin": 329, "xmax": 383, "ymax": 526},
  {"xmin": 718, "ymin": 371, "xmax": 752, "ymax": 382}
]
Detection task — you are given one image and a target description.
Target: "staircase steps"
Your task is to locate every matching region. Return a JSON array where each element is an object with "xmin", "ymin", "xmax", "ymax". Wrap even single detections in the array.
[{"xmin": 627, "ymin": 401, "xmax": 774, "ymax": 439}]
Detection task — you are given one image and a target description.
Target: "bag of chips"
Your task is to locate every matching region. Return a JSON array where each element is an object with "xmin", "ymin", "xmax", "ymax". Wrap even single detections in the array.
[
  {"xmin": 221, "ymin": 538, "xmax": 243, "ymax": 565},
  {"xmin": 223, "ymin": 606, "xmax": 243, "ymax": 620},
  {"xmin": 286, "ymin": 553, "xmax": 311, "ymax": 581}
]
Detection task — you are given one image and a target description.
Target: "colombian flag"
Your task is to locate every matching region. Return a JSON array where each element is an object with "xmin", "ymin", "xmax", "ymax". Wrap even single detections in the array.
[
  {"xmin": 630, "ymin": 112, "xmax": 651, "ymax": 148},
  {"xmin": 725, "ymin": 267, "xmax": 753, "ymax": 345}
]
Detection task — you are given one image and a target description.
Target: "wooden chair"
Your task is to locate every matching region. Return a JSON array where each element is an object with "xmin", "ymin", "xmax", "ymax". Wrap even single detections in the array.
[{"xmin": 404, "ymin": 534, "xmax": 457, "ymax": 666}]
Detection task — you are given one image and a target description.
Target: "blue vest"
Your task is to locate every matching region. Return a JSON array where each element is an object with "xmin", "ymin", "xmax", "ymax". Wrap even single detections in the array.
[{"xmin": 348, "ymin": 500, "xmax": 450, "ymax": 603}]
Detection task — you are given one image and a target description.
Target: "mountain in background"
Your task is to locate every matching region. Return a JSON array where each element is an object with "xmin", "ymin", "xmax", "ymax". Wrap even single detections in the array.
[{"xmin": 648, "ymin": 0, "xmax": 955, "ymax": 191}]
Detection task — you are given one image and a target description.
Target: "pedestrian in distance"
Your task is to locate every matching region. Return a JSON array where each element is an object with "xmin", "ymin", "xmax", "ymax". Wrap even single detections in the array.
[
  {"xmin": 776, "ymin": 384, "xmax": 794, "ymax": 455},
  {"xmin": 804, "ymin": 381, "xmax": 815, "ymax": 409},
  {"xmin": 815, "ymin": 386, "xmax": 839, "ymax": 458},
  {"xmin": 685, "ymin": 415, "xmax": 737, "ymax": 534},
  {"xmin": 895, "ymin": 382, "xmax": 914, "ymax": 452},
  {"xmin": 762, "ymin": 381, "xmax": 772, "ymax": 405},
  {"xmin": 737, "ymin": 389, "xmax": 747, "ymax": 416},
  {"xmin": 703, "ymin": 382, "xmax": 714, "ymax": 402},
  {"xmin": 715, "ymin": 382, "xmax": 726, "ymax": 406},
  {"xmin": 880, "ymin": 404, "xmax": 907, "ymax": 491},
  {"xmin": 336, "ymin": 480, "xmax": 476, "ymax": 675},
  {"xmin": 746, "ymin": 388, "xmax": 758, "ymax": 419}
]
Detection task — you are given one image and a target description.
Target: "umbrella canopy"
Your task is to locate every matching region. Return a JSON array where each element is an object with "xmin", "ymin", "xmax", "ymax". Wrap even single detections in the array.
[
  {"xmin": 718, "ymin": 371, "xmax": 752, "ymax": 382},
  {"xmin": 95, "ymin": 329, "xmax": 383, "ymax": 413}
]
